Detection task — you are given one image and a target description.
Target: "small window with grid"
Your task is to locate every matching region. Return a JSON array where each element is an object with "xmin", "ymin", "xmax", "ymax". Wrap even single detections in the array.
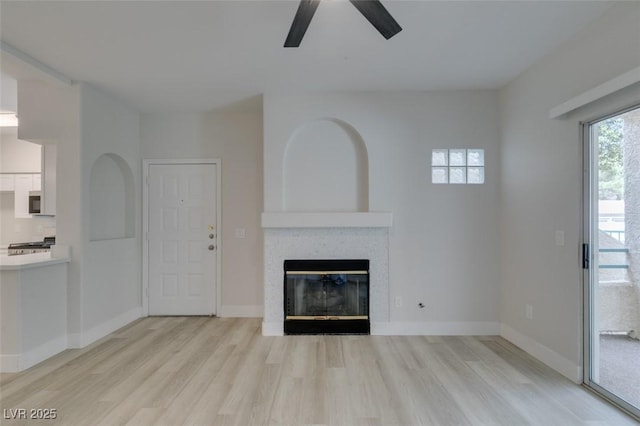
[{"xmin": 431, "ymin": 149, "xmax": 484, "ymax": 184}]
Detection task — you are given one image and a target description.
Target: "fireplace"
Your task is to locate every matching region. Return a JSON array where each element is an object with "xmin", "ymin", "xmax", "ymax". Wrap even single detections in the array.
[{"xmin": 284, "ymin": 259, "xmax": 370, "ymax": 335}]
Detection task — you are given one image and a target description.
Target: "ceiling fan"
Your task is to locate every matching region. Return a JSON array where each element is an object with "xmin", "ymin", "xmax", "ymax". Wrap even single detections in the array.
[{"xmin": 284, "ymin": 0, "xmax": 402, "ymax": 48}]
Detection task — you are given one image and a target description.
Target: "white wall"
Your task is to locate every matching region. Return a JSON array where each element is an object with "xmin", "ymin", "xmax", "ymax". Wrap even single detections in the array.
[
  {"xmin": 283, "ymin": 119, "xmax": 368, "ymax": 212},
  {"xmin": 81, "ymin": 83, "xmax": 141, "ymax": 336},
  {"xmin": 0, "ymin": 193, "xmax": 55, "ymax": 246},
  {"xmin": 0, "ymin": 128, "xmax": 41, "ymax": 173},
  {"xmin": 1, "ymin": 71, "xmax": 18, "ymax": 112},
  {"xmin": 499, "ymin": 1, "xmax": 640, "ymax": 381},
  {"xmin": 89, "ymin": 153, "xmax": 135, "ymax": 241},
  {"xmin": 17, "ymin": 79, "xmax": 83, "ymax": 339},
  {"xmin": 141, "ymin": 108, "xmax": 264, "ymax": 315},
  {"xmin": 17, "ymin": 80, "xmax": 141, "ymax": 345},
  {"xmin": 264, "ymin": 91, "xmax": 501, "ymax": 325}
]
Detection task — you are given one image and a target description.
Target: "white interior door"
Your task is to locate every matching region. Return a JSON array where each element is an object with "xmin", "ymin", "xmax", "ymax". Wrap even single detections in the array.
[{"xmin": 148, "ymin": 163, "xmax": 217, "ymax": 315}]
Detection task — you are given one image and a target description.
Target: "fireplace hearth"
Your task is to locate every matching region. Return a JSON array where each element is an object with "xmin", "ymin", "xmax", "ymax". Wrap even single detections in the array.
[{"xmin": 284, "ymin": 259, "xmax": 370, "ymax": 335}]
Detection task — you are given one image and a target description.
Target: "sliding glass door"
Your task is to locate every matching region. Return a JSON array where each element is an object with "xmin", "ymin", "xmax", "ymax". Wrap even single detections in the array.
[{"xmin": 584, "ymin": 105, "xmax": 640, "ymax": 418}]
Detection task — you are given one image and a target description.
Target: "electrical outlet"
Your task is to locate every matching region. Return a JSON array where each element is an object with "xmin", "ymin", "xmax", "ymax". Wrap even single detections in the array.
[
  {"xmin": 395, "ymin": 296, "xmax": 402, "ymax": 308},
  {"xmin": 526, "ymin": 304, "xmax": 533, "ymax": 320}
]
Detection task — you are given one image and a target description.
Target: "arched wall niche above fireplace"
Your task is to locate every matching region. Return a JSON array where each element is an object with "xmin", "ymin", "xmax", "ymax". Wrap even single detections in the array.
[{"xmin": 283, "ymin": 118, "xmax": 369, "ymax": 212}]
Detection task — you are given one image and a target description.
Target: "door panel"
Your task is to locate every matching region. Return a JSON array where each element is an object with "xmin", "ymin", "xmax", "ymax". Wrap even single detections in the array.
[
  {"xmin": 585, "ymin": 106, "xmax": 640, "ymax": 417},
  {"xmin": 148, "ymin": 163, "xmax": 217, "ymax": 315}
]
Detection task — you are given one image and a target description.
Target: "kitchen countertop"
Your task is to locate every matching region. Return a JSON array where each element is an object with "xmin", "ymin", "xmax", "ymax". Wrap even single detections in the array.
[{"xmin": 0, "ymin": 248, "xmax": 70, "ymax": 271}]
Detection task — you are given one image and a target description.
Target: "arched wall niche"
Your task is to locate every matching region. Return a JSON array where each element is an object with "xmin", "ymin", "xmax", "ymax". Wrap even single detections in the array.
[
  {"xmin": 89, "ymin": 153, "xmax": 135, "ymax": 241},
  {"xmin": 283, "ymin": 118, "xmax": 369, "ymax": 212}
]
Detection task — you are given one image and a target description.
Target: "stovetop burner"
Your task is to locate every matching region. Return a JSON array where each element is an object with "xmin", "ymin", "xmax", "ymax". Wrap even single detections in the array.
[{"xmin": 8, "ymin": 237, "xmax": 55, "ymax": 256}]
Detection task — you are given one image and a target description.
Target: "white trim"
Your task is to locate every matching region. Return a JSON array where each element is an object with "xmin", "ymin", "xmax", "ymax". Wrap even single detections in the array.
[
  {"xmin": 80, "ymin": 307, "xmax": 142, "ymax": 348},
  {"xmin": 371, "ymin": 321, "xmax": 500, "ymax": 336},
  {"xmin": 67, "ymin": 333, "xmax": 82, "ymax": 349},
  {"xmin": 549, "ymin": 66, "xmax": 640, "ymax": 119},
  {"xmin": 0, "ymin": 41, "xmax": 73, "ymax": 86},
  {"xmin": 0, "ymin": 335, "xmax": 68, "ymax": 372},
  {"xmin": 582, "ymin": 121, "xmax": 592, "ymax": 386},
  {"xmin": 19, "ymin": 335, "xmax": 68, "ymax": 371},
  {"xmin": 500, "ymin": 323, "xmax": 582, "ymax": 383},
  {"xmin": 142, "ymin": 161, "xmax": 150, "ymax": 317},
  {"xmin": 2, "ymin": 309, "xmax": 141, "ymax": 371},
  {"xmin": 262, "ymin": 321, "xmax": 284, "ymax": 336},
  {"xmin": 219, "ymin": 305, "xmax": 263, "ymax": 318},
  {"xmin": 261, "ymin": 212, "xmax": 392, "ymax": 228},
  {"xmin": 142, "ymin": 159, "xmax": 222, "ymax": 317},
  {"xmin": 215, "ymin": 161, "xmax": 222, "ymax": 316}
]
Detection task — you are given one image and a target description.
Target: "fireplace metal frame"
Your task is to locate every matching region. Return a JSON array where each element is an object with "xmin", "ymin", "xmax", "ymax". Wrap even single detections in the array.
[{"xmin": 283, "ymin": 259, "xmax": 370, "ymax": 335}]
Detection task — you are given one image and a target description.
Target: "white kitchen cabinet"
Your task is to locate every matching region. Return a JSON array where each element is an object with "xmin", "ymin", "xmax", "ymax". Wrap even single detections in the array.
[
  {"xmin": 0, "ymin": 174, "xmax": 15, "ymax": 191},
  {"xmin": 14, "ymin": 174, "xmax": 33, "ymax": 218},
  {"xmin": 32, "ymin": 174, "xmax": 42, "ymax": 191},
  {"xmin": 41, "ymin": 145, "xmax": 56, "ymax": 216},
  {"xmin": 0, "ymin": 174, "xmax": 41, "ymax": 192}
]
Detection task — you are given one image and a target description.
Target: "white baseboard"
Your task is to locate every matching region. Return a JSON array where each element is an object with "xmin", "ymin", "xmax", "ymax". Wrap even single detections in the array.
[
  {"xmin": 81, "ymin": 307, "xmax": 143, "ymax": 348},
  {"xmin": 66, "ymin": 333, "xmax": 82, "ymax": 349},
  {"xmin": 500, "ymin": 323, "xmax": 581, "ymax": 383},
  {"xmin": 1, "ymin": 335, "xmax": 67, "ymax": 373},
  {"xmin": 219, "ymin": 305, "xmax": 263, "ymax": 318},
  {"xmin": 262, "ymin": 321, "xmax": 284, "ymax": 336},
  {"xmin": 372, "ymin": 321, "xmax": 500, "ymax": 336},
  {"xmin": 20, "ymin": 335, "xmax": 68, "ymax": 371}
]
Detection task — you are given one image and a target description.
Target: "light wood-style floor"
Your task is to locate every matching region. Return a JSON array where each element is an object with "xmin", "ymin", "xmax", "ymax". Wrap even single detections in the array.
[{"xmin": 0, "ymin": 317, "xmax": 637, "ymax": 425}]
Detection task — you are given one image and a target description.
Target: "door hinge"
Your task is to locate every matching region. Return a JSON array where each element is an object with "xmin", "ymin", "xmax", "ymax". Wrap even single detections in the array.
[{"xmin": 582, "ymin": 243, "xmax": 589, "ymax": 269}]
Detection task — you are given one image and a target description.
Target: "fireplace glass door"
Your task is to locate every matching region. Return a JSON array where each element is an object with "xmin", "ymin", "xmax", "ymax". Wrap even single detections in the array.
[
  {"xmin": 284, "ymin": 259, "xmax": 370, "ymax": 334},
  {"xmin": 286, "ymin": 272, "xmax": 368, "ymax": 319}
]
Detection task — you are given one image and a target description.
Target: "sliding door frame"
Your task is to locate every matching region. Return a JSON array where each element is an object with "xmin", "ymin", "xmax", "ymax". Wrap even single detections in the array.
[{"xmin": 582, "ymin": 104, "xmax": 640, "ymax": 421}]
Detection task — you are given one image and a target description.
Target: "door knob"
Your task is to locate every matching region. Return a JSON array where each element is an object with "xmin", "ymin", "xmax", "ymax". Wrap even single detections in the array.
[{"xmin": 208, "ymin": 245, "xmax": 216, "ymax": 251}]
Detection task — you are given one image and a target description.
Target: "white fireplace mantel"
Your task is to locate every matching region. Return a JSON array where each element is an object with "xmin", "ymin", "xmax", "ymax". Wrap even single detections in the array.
[
  {"xmin": 262, "ymin": 226, "xmax": 390, "ymax": 336},
  {"xmin": 261, "ymin": 212, "xmax": 392, "ymax": 229},
  {"xmin": 261, "ymin": 213, "xmax": 392, "ymax": 336}
]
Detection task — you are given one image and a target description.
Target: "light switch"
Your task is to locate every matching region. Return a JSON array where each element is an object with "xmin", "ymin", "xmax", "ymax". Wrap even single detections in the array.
[
  {"xmin": 235, "ymin": 228, "xmax": 246, "ymax": 239},
  {"xmin": 555, "ymin": 230, "xmax": 565, "ymax": 246}
]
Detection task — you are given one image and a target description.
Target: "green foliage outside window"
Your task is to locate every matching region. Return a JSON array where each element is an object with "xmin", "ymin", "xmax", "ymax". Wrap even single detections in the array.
[{"xmin": 598, "ymin": 117, "xmax": 624, "ymax": 200}]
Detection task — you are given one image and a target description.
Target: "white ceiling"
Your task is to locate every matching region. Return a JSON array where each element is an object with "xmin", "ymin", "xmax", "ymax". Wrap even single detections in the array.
[{"xmin": 0, "ymin": 1, "xmax": 614, "ymax": 112}]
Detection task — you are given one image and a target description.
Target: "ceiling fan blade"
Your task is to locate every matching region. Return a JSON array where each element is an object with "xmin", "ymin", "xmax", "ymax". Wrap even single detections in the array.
[
  {"xmin": 349, "ymin": 0, "xmax": 402, "ymax": 40},
  {"xmin": 284, "ymin": 0, "xmax": 321, "ymax": 48}
]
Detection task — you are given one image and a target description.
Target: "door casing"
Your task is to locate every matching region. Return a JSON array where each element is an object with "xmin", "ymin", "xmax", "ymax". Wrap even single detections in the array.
[
  {"xmin": 582, "ymin": 106, "xmax": 640, "ymax": 420},
  {"xmin": 142, "ymin": 159, "xmax": 222, "ymax": 316}
]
